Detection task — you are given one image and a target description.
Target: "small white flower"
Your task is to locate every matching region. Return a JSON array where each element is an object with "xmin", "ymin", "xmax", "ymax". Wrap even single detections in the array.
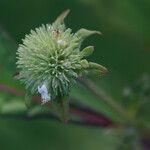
[{"xmin": 38, "ymin": 84, "xmax": 51, "ymax": 104}]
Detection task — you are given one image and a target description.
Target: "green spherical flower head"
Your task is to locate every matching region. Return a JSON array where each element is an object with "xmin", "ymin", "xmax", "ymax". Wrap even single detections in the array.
[{"xmin": 16, "ymin": 10, "xmax": 107, "ymax": 104}]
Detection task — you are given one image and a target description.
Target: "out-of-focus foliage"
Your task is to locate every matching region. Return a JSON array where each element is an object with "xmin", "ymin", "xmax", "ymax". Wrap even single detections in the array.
[
  {"xmin": 123, "ymin": 74, "xmax": 150, "ymax": 128},
  {"xmin": 0, "ymin": 0, "xmax": 150, "ymax": 150}
]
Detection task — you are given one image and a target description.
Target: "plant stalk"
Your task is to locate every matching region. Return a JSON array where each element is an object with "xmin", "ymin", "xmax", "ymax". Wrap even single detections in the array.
[{"xmin": 78, "ymin": 77, "xmax": 132, "ymax": 122}]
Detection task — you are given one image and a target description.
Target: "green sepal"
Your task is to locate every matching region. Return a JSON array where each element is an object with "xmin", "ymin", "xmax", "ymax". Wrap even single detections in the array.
[
  {"xmin": 76, "ymin": 28, "xmax": 102, "ymax": 40},
  {"xmin": 89, "ymin": 62, "xmax": 108, "ymax": 74},
  {"xmin": 54, "ymin": 9, "xmax": 70, "ymax": 26},
  {"xmin": 52, "ymin": 97, "xmax": 69, "ymax": 123},
  {"xmin": 80, "ymin": 46, "xmax": 94, "ymax": 58}
]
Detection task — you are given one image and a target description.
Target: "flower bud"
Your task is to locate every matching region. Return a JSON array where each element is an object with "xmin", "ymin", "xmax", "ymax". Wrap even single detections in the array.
[{"xmin": 16, "ymin": 10, "xmax": 106, "ymax": 107}]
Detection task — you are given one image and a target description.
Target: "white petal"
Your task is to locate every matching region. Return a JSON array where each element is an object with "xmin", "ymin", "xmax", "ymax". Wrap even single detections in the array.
[{"xmin": 38, "ymin": 84, "xmax": 51, "ymax": 104}]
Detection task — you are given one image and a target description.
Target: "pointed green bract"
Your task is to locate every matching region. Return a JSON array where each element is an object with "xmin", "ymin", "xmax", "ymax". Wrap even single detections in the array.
[
  {"xmin": 54, "ymin": 9, "xmax": 70, "ymax": 26},
  {"xmin": 89, "ymin": 62, "xmax": 108, "ymax": 74},
  {"xmin": 80, "ymin": 59, "xmax": 89, "ymax": 68},
  {"xmin": 77, "ymin": 28, "xmax": 102, "ymax": 40},
  {"xmin": 80, "ymin": 46, "xmax": 94, "ymax": 58}
]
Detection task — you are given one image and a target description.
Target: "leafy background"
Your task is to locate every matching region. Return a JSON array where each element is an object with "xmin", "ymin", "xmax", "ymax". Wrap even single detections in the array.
[{"xmin": 0, "ymin": 0, "xmax": 150, "ymax": 150}]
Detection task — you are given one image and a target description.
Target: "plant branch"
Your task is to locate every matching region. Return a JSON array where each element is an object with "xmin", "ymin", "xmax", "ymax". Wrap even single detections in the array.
[
  {"xmin": 0, "ymin": 83, "xmax": 117, "ymax": 128},
  {"xmin": 77, "ymin": 77, "xmax": 132, "ymax": 122}
]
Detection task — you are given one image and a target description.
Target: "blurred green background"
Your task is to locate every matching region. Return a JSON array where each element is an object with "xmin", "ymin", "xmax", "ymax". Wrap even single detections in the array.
[{"xmin": 0, "ymin": 0, "xmax": 150, "ymax": 150}]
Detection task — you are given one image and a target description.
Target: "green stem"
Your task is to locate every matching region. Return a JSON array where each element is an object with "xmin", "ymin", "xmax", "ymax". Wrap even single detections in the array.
[{"xmin": 78, "ymin": 77, "xmax": 132, "ymax": 122}]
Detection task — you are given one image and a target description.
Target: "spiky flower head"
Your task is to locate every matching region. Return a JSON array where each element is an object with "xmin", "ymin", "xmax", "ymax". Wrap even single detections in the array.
[{"xmin": 16, "ymin": 10, "xmax": 107, "ymax": 104}]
